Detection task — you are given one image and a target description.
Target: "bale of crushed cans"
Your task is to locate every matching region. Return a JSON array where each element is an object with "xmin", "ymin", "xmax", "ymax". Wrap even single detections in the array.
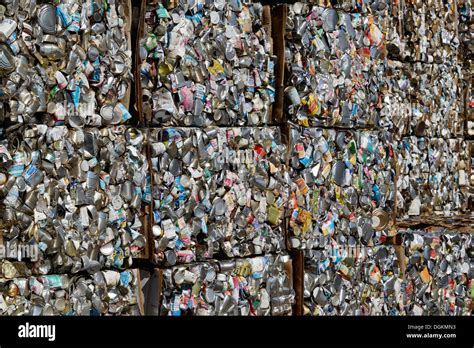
[
  {"xmin": 0, "ymin": 125, "xmax": 151, "ymax": 274},
  {"xmin": 287, "ymin": 127, "xmax": 397, "ymax": 249},
  {"xmin": 0, "ymin": 0, "xmax": 134, "ymax": 126},
  {"xmin": 149, "ymin": 127, "xmax": 289, "ymax": 265},
  {"xmin": 0, "ymin": 268, "xmax": 143, "ymax": 316},
  {"xmin": 303, "ymin": 229, "xmax": 472, "ymax": 316},
  {"xmin": 138, "ymin": 0, "xmax": 276, "ymax": 126},
  {"xmin": 159, "ymin": 253, "xmax": 295, "ymax": 316}
]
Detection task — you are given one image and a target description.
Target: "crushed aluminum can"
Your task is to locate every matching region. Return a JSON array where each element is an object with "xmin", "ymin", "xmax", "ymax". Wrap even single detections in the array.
[
  {"xmin": 150, "ymin": 127, "xmax": 289, "ymax": 264},
  {"xmin": 139, "ymin": 1, "xmax": 275, "ymax": 126},
  {"xmin": 160, "ymin": 254, "xmax": 295, "ymax": 316},
  {"xmin": 288, "ymin": 126, "xmax": 396, "ymax": 249}
]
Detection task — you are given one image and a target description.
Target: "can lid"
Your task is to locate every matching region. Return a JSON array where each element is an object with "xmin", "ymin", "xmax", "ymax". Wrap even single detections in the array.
[{"xmin": 100, "ymin": 104, "xmax": 114, "ymax": 122}]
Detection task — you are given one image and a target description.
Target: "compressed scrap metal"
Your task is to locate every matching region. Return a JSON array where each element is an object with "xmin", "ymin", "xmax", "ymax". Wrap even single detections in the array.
[
  {"xmin": 383, "ymin": 3, "xmax": 465, "ymax": 138},
  {"xmin": 380, "ymin": 60, "xmax": 464, "ymax": 139},
  {"xmin": 470, "ymin": 142, "xmax": 474, "ymax": 211},
  {"xmin": 0, "ymin": 0, "xmax": 471, "ymax": 320},
  {"xmin": 284, "ymin": 3, "xmax": 388, "ymax": 128},
  {"xmin": 407, "ymin": 62, "xmax": 464, "ymax": 138},
  {"xmin": 303, "ymin": 229, "xmax": 473, "ymax": 316},
  {"xmin": 428, "ymin": 138, "xmax": 471, "ymax": 216},
  {"xmin": 389, "ymin": 0, "xmax": 459, "ymax": 64},
  {"xmin": 288, "ymin": 127, "xmax": 396, "ymax": 249},
  {"xmin": 160, "ymin": 254, "xmax": 295, "ymax": 316},
  {"xmin": 139, "ymin": 0, "xmax": 275, "ymax": 126},
  {"xmin": 468, "ymin": 81, "xmax": 474, "ymax": 137},
  {"xmin": 396, "ymin": 137, "xmax": 471, "ymax": 218},
  {"xmin": 0, "ymin": 0, "xmax": 132, "ymax": 125},
  {"xmin": 0, "ymin": 125, "xmax": 150, "ymax": 274},
  {"xmin": 308, "ymin": 0, "xmax": 390, "ymax": 14},
  {"xmin": 396, "ymin": 136, "xmax": 431, "ymax": 218},
  {"xmin": 458, "ymin": 0, "xmax": 472, "ymax": 71},
  {"xmin": 150, "ymin": 127, "xmax": 289, "ymax": 265},
  {"xmin": 379, "ymin": 59, "xmax": 412, "ymax": 138},
  {"xmin": 0, "ymin": 269, "xmax": 142, "ymax": 315},
  {"xmin": 303, "ymin": 239, "xmax": 404, "ymax": 315},
  {"xmin": 401, "ymin": 230, "xmax": 472, "ymax": 316}
]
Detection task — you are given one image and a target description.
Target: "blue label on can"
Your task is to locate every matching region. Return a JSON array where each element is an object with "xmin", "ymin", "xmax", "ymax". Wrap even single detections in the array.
[
  {"xmin": 120, "ymin": 271, "xmax": 130, "ymax": 287},
  {"xmin": 57, "ymin": 6, "xmax": 72, "ymax": 27},
  {"xmin": 23, "ymin": 165, "xmax": 38, "ymax": 181}
]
